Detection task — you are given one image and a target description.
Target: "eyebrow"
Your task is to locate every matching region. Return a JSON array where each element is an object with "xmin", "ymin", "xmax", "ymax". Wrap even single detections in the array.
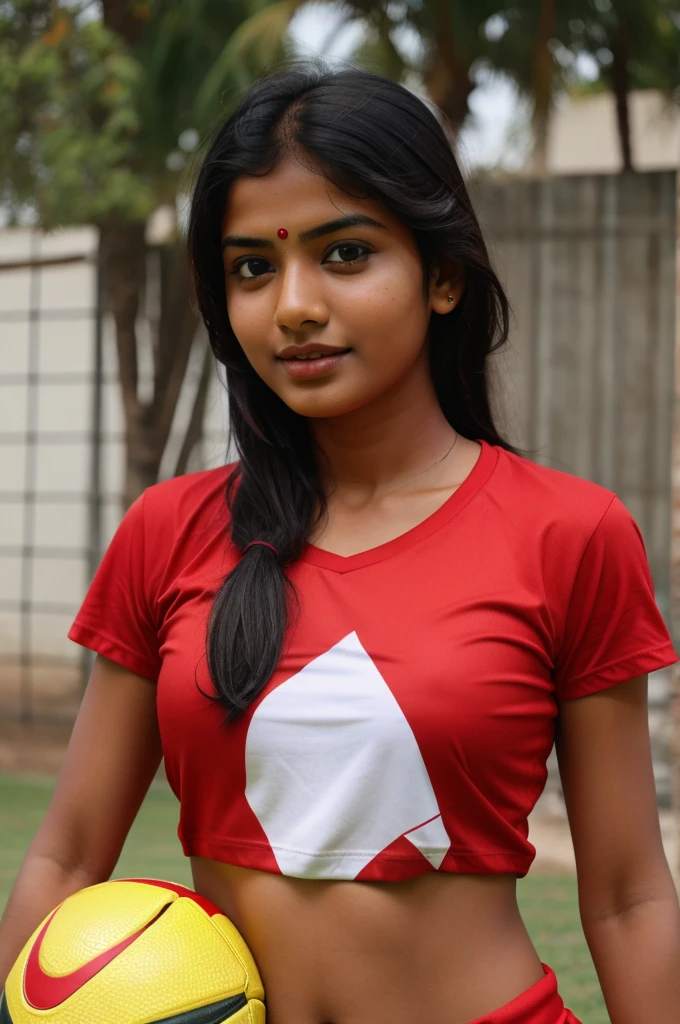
[{"xmin": 221, "ymin": 214, "xmax": 387, "ymax": 251}]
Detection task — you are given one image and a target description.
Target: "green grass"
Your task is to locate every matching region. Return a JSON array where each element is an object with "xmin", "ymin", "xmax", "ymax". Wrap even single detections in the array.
[
  {"xmin": 0, "ymin": 773, "xmax": 193, "ymax": 901},
  {"xmin": 518, "ymin": 874, "xmax": 609, "ymax": 1022},
  {"xmin": 0, "ymin": 773, "xmax": 609, "ymax": 1022}
]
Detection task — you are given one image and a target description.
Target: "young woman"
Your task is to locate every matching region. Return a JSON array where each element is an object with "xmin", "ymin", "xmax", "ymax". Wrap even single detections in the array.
[{"xmin": 2, "ymin": 59, "xmax": 680, "ymax": 1024}]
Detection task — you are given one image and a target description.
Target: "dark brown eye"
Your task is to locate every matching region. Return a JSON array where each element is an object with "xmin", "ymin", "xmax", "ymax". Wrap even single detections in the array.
[
  {"xmin": 325, "ymin": 243, "xmax": 370, "ymax": 265},
  {"xmin": 232, "ymin": 257, "xmax": 272, "ymax": 280},
  {"xmin": 231, "ymin": 241, "xmax": 371, "ymax": 281}
]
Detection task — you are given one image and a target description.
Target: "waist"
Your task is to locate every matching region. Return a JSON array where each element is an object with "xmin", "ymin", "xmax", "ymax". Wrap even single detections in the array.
[{"xmin": 190, "ymin": 857, "xmax": 545, "ymax": 1024}]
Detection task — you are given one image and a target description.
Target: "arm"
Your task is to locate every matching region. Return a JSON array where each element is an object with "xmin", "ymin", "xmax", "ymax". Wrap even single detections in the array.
[
  {"xmin": 556, "ymin": 673, "xmax": 680, "ymax": 1024},
  {"xmin": 0, "ymin": 654, "xmax": 163, "ymax": 989}
]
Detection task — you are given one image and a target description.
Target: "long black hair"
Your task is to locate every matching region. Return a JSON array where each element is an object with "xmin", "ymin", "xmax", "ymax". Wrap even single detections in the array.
[{"xmin": 187, "ymin": 57, "xmax": 523, "ymax": 725}]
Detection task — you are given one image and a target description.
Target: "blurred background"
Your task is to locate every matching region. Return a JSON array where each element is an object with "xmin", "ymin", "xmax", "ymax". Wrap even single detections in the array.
[{"xmin": 2, "ymin": 2, "xmax": 680, "ymax": 1019}]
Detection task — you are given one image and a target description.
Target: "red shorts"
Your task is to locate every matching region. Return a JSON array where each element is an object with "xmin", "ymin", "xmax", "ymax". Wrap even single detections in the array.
[{"xmin": 465, "ymin": 962, "xmax": 583, "ymax": 1023}]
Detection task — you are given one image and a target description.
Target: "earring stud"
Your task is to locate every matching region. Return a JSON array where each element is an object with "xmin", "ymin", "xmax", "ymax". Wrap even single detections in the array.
[{"xmin": 447, "ymin": 295, "xmax": 454, "ymax": 303}]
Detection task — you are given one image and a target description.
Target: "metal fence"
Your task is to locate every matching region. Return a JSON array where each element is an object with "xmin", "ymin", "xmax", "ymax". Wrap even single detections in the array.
[
  {"xmin": 0, "ymin": 231, "xmax": 105, "ymax": 722},
  {"xmin": 0, "ymin": 227, "xmax": 227, "ymax": 723}
]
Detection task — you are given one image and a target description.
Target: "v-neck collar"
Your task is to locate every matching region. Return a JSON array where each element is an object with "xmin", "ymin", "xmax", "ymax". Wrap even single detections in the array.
[{"xmin": 300, "ymin": 438, "xmax": 499, "ymax": 574}]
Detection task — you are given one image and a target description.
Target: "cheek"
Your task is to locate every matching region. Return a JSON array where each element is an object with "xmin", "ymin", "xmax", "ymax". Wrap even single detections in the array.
[
  {"xmin": 347, "ymin": 253, "xmax": 425, "ymax": 319},
  {"xmin": 224, "ymin": 287, "xmax": 270, "ymax": 359},
  {"xmin": 346, "ymin": 268, "xmax": 429, "ymax": 365}
]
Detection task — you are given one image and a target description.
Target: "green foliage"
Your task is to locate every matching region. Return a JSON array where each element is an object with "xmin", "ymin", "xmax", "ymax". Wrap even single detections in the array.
[
  {"xmin": 517, "ymin": 874, "xmax": 611, "ymax": 1023},
  {"xmin": 0, "ymin": 0, "xmax": 276, "ymax": 228},
  {"xmin": 564, "ymin": 0, "xmax": 680, "ymax": 92},
  {"xmin": 0, "ymin": 3, "xmax": 155, "ymax": 226},
  {"xmin": 192, "ymin": 0, "xmax": 301, "ymax": 116},
  {"xmin": 3, "ymin": 0, "xmax": 680, "ymax": 230}
]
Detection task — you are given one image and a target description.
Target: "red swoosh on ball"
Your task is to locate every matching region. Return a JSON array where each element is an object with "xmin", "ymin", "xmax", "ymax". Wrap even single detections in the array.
[
  {"xmin": 23, "ymin": 902, "xmax": 170, "ymax": 1010},
  {"xmin": 118, "ymin": 879, "xmax": 222, "ymax": 916}
]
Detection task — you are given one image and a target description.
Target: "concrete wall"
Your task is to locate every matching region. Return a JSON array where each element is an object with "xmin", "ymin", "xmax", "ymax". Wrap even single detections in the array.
[
  {"xmin": 0, "ymin": 226, "xmax": 229, "ymax": 718},
  {"xmin": 543, "ymin": 89, "xmax": 680, "ymax": 176}
]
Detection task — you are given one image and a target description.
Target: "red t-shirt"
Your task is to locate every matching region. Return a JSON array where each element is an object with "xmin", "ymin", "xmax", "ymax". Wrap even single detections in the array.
[{"xmin": 68, "ymin": 439, "xmax": 678, "ymax": 881}]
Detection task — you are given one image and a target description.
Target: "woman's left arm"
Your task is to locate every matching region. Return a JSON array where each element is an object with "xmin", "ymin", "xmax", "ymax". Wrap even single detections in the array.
[{"xmin": 556, "ymin": 673, "xmax": 680, "ymax": 1024}]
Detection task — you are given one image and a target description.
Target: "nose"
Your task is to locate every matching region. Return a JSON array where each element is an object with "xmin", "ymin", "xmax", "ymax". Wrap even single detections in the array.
[{"xmin": 273, "ymin": 260, "xmax": 329, "ymax": 332}]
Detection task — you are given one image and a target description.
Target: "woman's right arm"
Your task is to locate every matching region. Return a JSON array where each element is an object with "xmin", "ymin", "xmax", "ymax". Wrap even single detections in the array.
[{"xmin": 0, "ymin": 653, "xmax": 164, "ymax": 989}]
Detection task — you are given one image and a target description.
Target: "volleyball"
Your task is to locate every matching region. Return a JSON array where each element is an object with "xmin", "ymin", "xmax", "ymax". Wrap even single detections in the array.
[{"xmin": 1, "ymin": 878, "xmax": 265, "ymax": 1024}]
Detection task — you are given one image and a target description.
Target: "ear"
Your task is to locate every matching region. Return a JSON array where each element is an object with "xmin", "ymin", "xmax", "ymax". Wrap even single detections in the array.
[{"xmin": 428, "ymin": 259, "xmax": 465, "ymax": 315}]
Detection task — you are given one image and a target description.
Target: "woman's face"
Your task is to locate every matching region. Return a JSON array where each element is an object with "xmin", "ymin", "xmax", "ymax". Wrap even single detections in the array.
[{"xmin": 221, "ymin": 153, "xmax": 458, "ymax": 420}]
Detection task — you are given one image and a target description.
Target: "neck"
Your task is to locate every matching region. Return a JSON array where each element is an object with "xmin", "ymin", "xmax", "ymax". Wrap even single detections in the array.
[{"xmin": 309, "ymin": 349, "xmax": 458, "ymax": 501}]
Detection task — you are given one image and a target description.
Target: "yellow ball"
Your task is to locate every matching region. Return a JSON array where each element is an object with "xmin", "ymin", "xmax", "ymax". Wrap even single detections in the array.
[{"xmin": 2, "ymin": 878, "xmax": 265, "ymax": 1024}]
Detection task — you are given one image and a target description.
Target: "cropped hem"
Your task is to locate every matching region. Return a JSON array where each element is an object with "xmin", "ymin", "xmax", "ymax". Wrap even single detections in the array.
[
  {"xmin": 556, "ymin": 640, "xmax": 678, "ymax": 700},
  {"xmin": 67, "ymin": 621, "xmax": 161, "ymax": 682},
  {"xmin": 179, "ymin": 833, "xmax": 534, "ymax": 878}
]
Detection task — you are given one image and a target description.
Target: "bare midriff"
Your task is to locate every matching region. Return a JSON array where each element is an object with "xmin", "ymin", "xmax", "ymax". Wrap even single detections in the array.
[{"xmin": 190, "ymin": 858, "xmax": 545, "ymax": 1024}]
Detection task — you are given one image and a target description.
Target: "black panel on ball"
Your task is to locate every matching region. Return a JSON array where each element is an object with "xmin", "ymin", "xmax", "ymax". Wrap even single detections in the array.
[
  {"xmin": 0, "ymin": 983, "xmax": 249, "ymax": 1024},
  {"xmin": 0, "ymin": 992, "xmax": 13, "ymax": 1024},
  {"xmin": 151, "ymin": 993, "xmax": 248, "ymax": 1024}
]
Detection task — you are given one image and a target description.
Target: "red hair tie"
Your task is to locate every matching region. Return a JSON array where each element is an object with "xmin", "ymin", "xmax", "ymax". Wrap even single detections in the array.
[{"xmin": 243, "ymin": 541, "xmax": 279, "ymax": 557}]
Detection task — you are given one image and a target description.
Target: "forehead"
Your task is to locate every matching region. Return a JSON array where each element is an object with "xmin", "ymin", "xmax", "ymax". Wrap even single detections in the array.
[{"xmin": 221, "ymin": 155, "xmax": 397, "ymax": 234}]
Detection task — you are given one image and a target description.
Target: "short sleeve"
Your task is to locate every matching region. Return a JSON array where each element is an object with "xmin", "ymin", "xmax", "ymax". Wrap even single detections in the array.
[
  {"xmin": 67, "ymin": 491, "xmax": 162, "ymax": 681},
  {"xmin": 554, "ymin": 495, "xmax": 678, "ymax": 700}
]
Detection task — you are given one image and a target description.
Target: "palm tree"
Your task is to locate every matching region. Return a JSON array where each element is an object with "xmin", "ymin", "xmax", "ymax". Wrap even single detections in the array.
[
  {"xmin": 99, "ymin": 0, "xmax": 300, "ymax": 505},
  {"xmin": 0, "ymin": 0, "xmax": 296, "ymax": 507},
  {"xmin": 564, "ymin": 0, "xmax": 680, "ymax": 173},
  {"xmin": 224, "ymin": 1, "xmax": 504, "ymax": 139},
  {"xmin": 480, "ymin": 0, "xmax": 580, "ymax": 178}
]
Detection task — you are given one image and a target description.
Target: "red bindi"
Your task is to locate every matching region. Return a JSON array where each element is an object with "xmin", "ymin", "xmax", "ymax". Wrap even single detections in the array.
[{"xmin": 277, "ymin": 228, "xmax": 288, "ymax": 239}]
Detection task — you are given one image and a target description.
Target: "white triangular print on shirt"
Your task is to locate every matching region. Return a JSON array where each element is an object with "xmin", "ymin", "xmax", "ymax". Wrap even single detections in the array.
[
  {"xmin": 403, "ymin": 814, "xmax": 451, "ymax": 869},
  {"xmin": 244, "ymin": 631, "xmax": 451, "ymax": 879}
]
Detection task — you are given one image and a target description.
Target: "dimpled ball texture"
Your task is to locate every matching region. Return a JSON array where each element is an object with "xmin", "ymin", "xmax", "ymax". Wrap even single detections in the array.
[{"xmin": 1, "ymin": 878, "xmax": 265, "ymax": 1024}]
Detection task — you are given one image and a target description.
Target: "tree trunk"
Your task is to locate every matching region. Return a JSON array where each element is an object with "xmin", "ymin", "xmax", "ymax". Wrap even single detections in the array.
[
  {"xmin": 98, "ymin": 222, "xmax": 202, "ymax": 510},
  {"xmin": 101, "ymin": 0, "xmax": 149, "ymax": 47},
  {"xmin": 529, "ymin": 0, "xmax": 557, "ymax": 178},
  {"xmin": 671, "ymin": 295, "xmax": 680, "ymax": 887},
  {"xmin": 610, "ymin": 23, "xmax": 633, "ymax": 172},
  {"xmin": 671, "ymin": 664, "xmax": 680, "ymax": 887},
  {"xmin": 422, "ymin": 0, "xmax": 473, "ymax": 139},
  {"xmin": 434, "ymin": 77, "xmax": 474, "ymax": 140},
  {"xmin": 531, "ymin": 107, "xmax": 550, "ymax": 178},
  {"xmin": 173, "ymin": 335, "xmax": 214, "ymax": 477},
  {"xmin": 98, "ymin": 220, "xmax": 149, "ymax": 509}
]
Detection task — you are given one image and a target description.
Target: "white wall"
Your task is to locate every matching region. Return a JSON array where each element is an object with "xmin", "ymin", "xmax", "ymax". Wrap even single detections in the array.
[
  {"xmin": 0, "ymin": 226, "xmax": 230, "ymax": 679},
  {"xmin": 547, "ymin": 89, "xmax": 680, "ymax": 175}
]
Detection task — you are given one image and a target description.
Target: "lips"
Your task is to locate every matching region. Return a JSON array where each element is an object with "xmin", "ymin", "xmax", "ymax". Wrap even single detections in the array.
[
  {"xmin": 278, "ymin": 350, "xmax": 351, "ymax": 379},
  {"xmin": 278, "ymin": 348, "xmax": 351, "ymax": 361}
]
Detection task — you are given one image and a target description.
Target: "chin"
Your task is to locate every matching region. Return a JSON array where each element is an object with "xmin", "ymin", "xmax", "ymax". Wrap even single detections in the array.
[{"xmin": 278, "ymin": 385, "xmax": 371, "ymax": 420}]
